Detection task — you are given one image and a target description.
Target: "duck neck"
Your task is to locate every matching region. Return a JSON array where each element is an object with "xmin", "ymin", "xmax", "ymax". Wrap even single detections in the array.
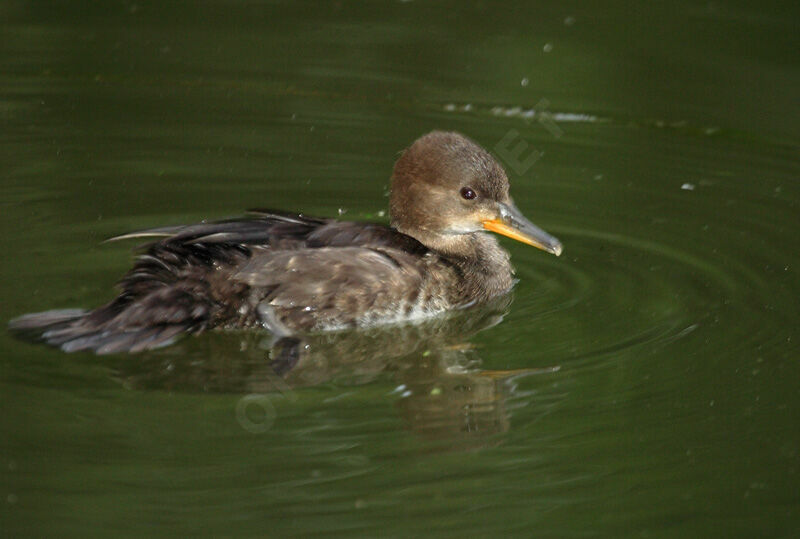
[{"xmin": 407, "ymin": 229, "xmax": 515, "ymax": 302}]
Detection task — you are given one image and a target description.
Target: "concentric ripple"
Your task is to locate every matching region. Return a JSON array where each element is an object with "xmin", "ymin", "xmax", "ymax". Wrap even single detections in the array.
[{"xmin": 492, "ymin": 123, "xmax": 799, "ymax": 370}]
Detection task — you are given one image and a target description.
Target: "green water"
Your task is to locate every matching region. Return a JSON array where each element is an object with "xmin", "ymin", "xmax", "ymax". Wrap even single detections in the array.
[{"xmin": 2, "ymin": 1, "xmax": 799, "ymax": 536}]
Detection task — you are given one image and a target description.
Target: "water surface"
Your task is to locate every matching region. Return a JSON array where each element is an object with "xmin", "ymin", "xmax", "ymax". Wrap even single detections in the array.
[{"xmin": 2, "ymin": 1, "xmax": 799, "ymax": 536}]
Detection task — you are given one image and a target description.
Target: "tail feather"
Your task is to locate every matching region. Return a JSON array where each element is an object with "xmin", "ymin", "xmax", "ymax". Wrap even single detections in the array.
[
  {"xmin": 9, "ymin": 309, "xmax": 87, "ymax": 331},
  {"xmin": 9, "ymin": 305, "xmax": 195, "ymax": 355}
]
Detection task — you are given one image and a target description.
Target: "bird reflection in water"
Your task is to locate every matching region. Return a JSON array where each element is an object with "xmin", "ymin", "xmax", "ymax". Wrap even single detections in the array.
[{"xmin": 111, "ymin": 293, "xmax": 557, "ymax": 449}]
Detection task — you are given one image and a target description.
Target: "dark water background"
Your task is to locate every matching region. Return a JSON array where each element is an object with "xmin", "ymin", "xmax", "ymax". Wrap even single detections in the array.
[{"xmin": 2, "ymin": 1, "xmax": 799, "ymax": 536}]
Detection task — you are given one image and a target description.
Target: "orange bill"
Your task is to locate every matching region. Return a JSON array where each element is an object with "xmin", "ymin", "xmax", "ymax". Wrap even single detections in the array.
[{"xmin": 483, "ymin": 202, "xmax": 562, "ymax": 256}]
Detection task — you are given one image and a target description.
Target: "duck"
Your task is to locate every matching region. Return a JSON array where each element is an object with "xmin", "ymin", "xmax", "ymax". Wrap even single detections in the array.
[{"xmin": 9, "ymin": 131, "xmax": 562, "ymax": 354}]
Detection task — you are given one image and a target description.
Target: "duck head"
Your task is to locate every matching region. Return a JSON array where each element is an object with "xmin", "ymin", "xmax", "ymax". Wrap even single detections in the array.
[{"xmin": 390, "ymin": 131, "xmax": 562, "ymax": 257}]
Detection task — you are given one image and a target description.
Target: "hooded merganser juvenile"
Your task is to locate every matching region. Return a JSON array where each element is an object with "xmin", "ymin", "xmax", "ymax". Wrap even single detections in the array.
[{"xmin": 10, "ymin": 131, "xmax": 562, "ymax": 354}]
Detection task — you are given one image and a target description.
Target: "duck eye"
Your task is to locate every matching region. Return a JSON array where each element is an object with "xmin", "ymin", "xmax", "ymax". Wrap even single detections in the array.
[{"xmin": 460, "ymin": 187, "xmax": 477, "ymax": 200}]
